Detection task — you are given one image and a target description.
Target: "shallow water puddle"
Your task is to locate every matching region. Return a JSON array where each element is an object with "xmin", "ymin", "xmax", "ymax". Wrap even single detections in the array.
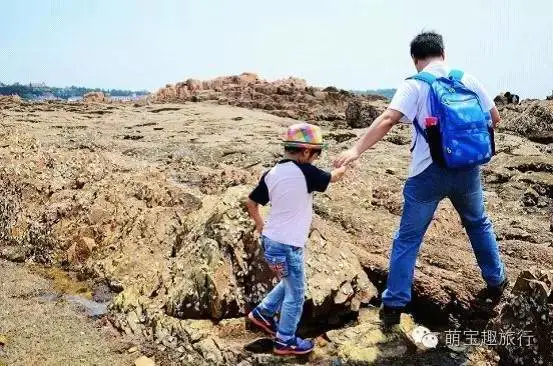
[{"xmin": 29, "ymin": 265, "xmax": 112, "ymax": 317}]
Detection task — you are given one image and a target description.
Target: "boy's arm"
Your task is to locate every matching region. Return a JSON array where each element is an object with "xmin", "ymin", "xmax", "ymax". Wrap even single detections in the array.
[
  {"xmin": 330, "ymin": 165, "xmax": 347, "ymax": 183},
  {"xmin": 297, "ymin": 164, "xmax": 345, "ymax": 192},
  {"xmin": 246, "ymin": 198, "xmax": 264, "ymax": 233},
  {"xmin": 247, "ymin": 172, "xmax": 269, "ymax": 233}
]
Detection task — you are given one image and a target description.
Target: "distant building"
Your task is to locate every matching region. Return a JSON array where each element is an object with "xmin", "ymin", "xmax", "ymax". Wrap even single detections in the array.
[
  {"xmin": 36, "ymin": 92, "xmax": 61, "ymax": 101},
  {"xmin": 108, "ymin": 95, "xmax": 145, "ymax": 102},
  {"xmin": 29, "ymin": 82, "xmax": 47, "ymax": 88},
  {"xmin": 67, "ymin": 96, "xmax": 83, "ymax": 102}
]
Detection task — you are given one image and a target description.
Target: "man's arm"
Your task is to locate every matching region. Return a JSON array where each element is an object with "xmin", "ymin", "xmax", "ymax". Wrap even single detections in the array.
[
  {"xmin": 490, "ymin": 106, "xmax": 501, "ymax": 128},
  {"xmin": 333, "ymin": 108, "xmax": 404, "ymax": 167}
]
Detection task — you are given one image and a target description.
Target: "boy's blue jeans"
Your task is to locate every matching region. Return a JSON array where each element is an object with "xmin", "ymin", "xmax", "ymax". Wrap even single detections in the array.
[
  {"xmin": 257, "ymin": 235, "xmax": 305, "ymax": 340},
  {"xmin": 382, "ymin": 163, "xmax": 506, "ymax": 308}
]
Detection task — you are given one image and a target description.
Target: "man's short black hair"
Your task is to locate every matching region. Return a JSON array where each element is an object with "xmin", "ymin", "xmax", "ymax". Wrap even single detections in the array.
[{"xmin": 410, "ymin": 31, "xmax": 444, "ymax": 61}]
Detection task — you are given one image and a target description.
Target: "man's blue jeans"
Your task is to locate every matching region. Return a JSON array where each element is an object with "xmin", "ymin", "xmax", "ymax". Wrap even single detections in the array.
[
  {"xmin": 257, "ymin": 236, "xmax": 305, "ymax": 340},
  {"xmin": 382, "ymin": 163, "xmax": 506, "ymax": 308}
]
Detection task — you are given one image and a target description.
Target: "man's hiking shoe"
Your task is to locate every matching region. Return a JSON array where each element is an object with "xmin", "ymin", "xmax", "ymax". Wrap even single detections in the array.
[
  {"xmin": 379, "ymin": 305, "xmax": 404, "ymax": 328},
  {"xmin": 274, "ymin": 336, "xmax": 314, "ymax": 355},
  {"xmin": 483, "ymin": 278, "xmax": 509, "ymax": 304},
  {"xmin": 247, "ymin": 308, "xmax": 277, "ymax": 336}
]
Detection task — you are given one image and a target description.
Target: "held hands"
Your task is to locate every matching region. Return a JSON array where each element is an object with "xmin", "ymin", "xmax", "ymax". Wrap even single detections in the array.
[
  {"xmin": 330, "ymin": 165, "xmax": 348, "ymax": 183},
  {"xmin": 333, "ymin": 148, "xmax": 360, "ymax": 168}
]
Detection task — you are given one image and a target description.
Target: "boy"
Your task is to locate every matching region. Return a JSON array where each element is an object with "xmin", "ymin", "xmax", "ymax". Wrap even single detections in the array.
[{"xmin": 245, "ymin": 123, "xmax": 347, "ymax": 355}]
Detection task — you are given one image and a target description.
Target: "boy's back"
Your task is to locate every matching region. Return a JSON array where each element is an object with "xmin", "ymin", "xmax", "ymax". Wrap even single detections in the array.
[{"xmin": 250, "ymin": 159, "xmax": 331, "ymax": 248}]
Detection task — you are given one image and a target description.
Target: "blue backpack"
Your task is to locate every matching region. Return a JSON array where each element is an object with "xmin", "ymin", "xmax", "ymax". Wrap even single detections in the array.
[{"xmin": 408, "ymin": 69, "xmax": 494, "ymax": 169}]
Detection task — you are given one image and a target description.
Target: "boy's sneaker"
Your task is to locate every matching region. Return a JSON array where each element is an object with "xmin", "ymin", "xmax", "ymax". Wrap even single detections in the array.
[
  {"xmin": 247, "ymin": 307, "xmax": 277, "ymax": 336},
  {"xmin": 379, "ymin": 305, "xmax": 404, "ymax": 328},
  {"xmin": 274, "ymin": 336, "xmax": 314, "ymax": 355}
]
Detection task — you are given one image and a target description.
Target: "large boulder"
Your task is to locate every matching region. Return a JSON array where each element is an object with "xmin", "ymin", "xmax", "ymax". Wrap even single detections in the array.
[
  {"xmin": 151, "ymin": 73, "xmax": 387, "ymax": 125},
  {"xmin": 498, "ymin": 100, "xmax": 553, "ymax": 144},
  {"xmin": 346, "ymin": 100, "xmax": 387, "ymax": 128},
  {"xmin": 0, "ymin": 95, "xmax": 22, "ymax": 105},
  {"xmin": 83, "ymin": 91, "xmax": 106, "ymax": 103},
  {"xmin": 494, "ymin": 91, "xmax": 520, "ymax": 106},
  {"xmin": 491, "ymin": 268, "xmax": 553, "ymax": 365},
  {"xmin": 120, "ymin": 186, "xmax": 377, "ymax": 323}
]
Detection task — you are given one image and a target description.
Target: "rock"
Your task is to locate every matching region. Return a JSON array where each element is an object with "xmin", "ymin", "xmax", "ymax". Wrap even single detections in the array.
[
  {"xmin": 491, "ymin": 268, "xmax": 553, "ymax": 366},
  {"xmin": 185, "ymin": 79, "xmax": 202, "ymax": 92},
  {"xmin": 159, "ymin": 187, "xmax": 376, "ymax": 321},
  {"xmin": 134, "ymin": 356, "xmax": 155, "ymax": 366},
  {"xmin": 494, "ymin": 91, "xmax": 520, "ymax": 106},
  {"xmin": 345, "ymin": 100, "xmax": 386, "ymax": 128},
  {"xmin": 83, "ymin": 92, "xmax": 106, "ymax": 103},
  {"xmin": 195, "ymin": 338, "xmax": 224, "ymax": 364},
  {"xmin": 334, "ymin": 282, "xmax": 354, "ymax": 304},
  {"xmin": 66, "ymin": 236, "xmax": 96, "ymax": 264},
  {"xmin": 151, "ymin": 73, "xmax": 387, "ymax": 125},
  {"xmin": 0, "ymin": 95, "xmax": 22, "ymax": 105},
  {"xmin": 498, "ymin": 100, "xmax": 553, "ymax": 144},
  {"xmin": 323, "ymin": 308, "xmax": 413, "ymax": 363},
  {"xmin": 237, "ymin": 72, "xmax": 259, "ymax": 84},
  {"xmin": 323, "ymin": 86, "xmax": 339, "ymax": 93}
]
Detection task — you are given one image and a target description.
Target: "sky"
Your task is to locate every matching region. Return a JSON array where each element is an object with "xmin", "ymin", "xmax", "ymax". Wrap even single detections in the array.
[{"xmin": 1, "ymin": 0, "xmax": 552, "ymax": 98}]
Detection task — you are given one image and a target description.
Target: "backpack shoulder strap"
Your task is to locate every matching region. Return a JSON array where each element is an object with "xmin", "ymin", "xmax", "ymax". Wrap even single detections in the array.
[
  {"xmin": 406, "ymin": 71, "xmax": 436, "ymax": 85},
  {"xmin": 405, "ymin": 72, "xmax": 435, "ymax": 152},
  {"xmin": 410, "ymin": 116, "xmax": 428, "ymax": 152},
  {"xmin": 448, "ymin": 69, "xmax": 464, "ymax": 81}
]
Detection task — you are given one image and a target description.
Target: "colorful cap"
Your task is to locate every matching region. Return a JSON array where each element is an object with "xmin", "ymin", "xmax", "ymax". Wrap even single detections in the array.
[{"xmin": 283, "ymin": 123, "xmax": 326, "ymax": 149}]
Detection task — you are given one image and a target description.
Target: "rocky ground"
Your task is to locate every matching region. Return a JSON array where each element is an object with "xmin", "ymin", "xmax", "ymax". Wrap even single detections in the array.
[
  {"xmin": 0, "ymin": 259, "xmax": 137, "ymax": 365},
  {"xmin": 0, "ymin": 93, "xmax": 551, "ymax": 365}
]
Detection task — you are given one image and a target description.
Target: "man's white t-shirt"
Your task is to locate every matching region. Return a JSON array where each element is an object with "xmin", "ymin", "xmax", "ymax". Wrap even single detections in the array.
[{"xmin": 388, "ymin": 61, "xmax": 496, "ymax": 178}]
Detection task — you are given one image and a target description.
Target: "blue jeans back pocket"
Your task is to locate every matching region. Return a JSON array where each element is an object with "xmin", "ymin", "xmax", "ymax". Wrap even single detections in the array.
[{"xmin": 264, "ymin": 254, "xmax": 288, "ymax": 279}]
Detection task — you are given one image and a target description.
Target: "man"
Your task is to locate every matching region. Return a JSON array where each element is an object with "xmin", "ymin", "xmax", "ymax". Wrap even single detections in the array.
[{"xmin": 334, "ymin": 31, "xmax": 507, "ymax": 327}]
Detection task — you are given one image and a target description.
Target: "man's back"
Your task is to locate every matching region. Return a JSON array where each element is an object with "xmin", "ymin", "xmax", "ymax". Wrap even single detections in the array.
[{"xmin": 389, "ymin": 61, "xmax": 496, "ymax": 177}]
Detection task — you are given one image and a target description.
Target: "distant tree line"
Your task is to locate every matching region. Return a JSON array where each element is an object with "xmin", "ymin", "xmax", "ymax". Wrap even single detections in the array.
[
  {"xmin": 351, "ymin": 88, "xmax": 397, "ymax": 100},
  {"xmin": 0, "ymin": 82, "xmax": 150, "ymax": 100}
]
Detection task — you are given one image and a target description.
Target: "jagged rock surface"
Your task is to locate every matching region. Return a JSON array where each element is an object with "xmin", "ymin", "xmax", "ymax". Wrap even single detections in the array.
[
  {"xmin": 0, "ymin": 96, "xmax": 551, "ymax": 364},
  {"xmin": 83, "ymin": 91, "xmax": 106, "ymax": 103},
  {"xmin": 491, "ymin": 268, "xmax": 553, "ymax": 365},
  {"xmin": 497, "ymin": 99, "xmax": 553, "ymax": 144},
  {"xmin": 151, "ymin": 72, "xmax": 387, "ymax": 127},
  {"xmin": 345, "ymin": 100, "xmax": 388, "ymax": 128}
]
